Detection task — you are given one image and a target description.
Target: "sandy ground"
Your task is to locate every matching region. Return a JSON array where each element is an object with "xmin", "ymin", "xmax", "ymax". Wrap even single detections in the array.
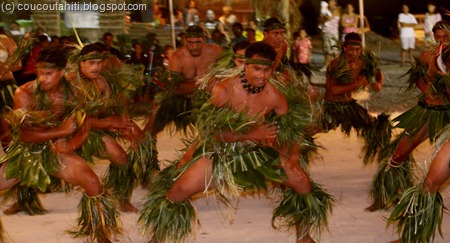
[
  {"xmin": 2, "ymin": 124, "xmax": 449, "ymax": 243},
  {"xmin": 2, "ymin": 34, "xmax": 450, "ymax": 243}
]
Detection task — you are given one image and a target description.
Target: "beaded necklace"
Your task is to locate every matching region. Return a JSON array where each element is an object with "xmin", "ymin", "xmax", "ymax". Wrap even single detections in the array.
[{"xmin": 240, "ymin": 72, "xmax": 265, "ymax": 94}]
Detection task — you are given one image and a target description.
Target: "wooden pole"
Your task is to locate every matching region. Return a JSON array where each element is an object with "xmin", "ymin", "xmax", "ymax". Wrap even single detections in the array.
[
  {"xmin": 359, "ymin": 0, "xmax": 365, "ymax": 48},
  {"xmin": 169, "ymin": 0, "xmax": 176, "ymax": 49}
]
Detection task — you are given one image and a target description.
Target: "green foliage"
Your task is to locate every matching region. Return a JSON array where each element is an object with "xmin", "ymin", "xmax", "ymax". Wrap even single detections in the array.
[
  {"xmin": 272, "ymin": 183, "xmax": 334, "ymax": 239},
  {"xmin": 387, "ymin": 185, "xmax": 445, "ymax": 243},
  {"xmin": 369, "ymin": 159, "xmax": 414, "ymax": 209},
  {"xmin": 68, "ymin": 191, "xmax": 123, "ymax": 243}
]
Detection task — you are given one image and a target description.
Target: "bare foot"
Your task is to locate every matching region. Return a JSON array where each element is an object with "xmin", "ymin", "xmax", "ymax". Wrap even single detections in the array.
[
  {"xmin": 297, "ymin": 234, "xmax": 316, "ymax": 243},
  {"xmin": 365, "ymin": 202, "xmax": 385, "ymax": 212},
  {"xmin": 389, "ymin": 239, "xmax": 400, "ymax": 243},
  {"xmin": 3, "ymin": 202, "xmax": 23, "ymax": 215},
  {"xmin": 120, "ymin": 201, "xmax": 138, "ymax": 213}
]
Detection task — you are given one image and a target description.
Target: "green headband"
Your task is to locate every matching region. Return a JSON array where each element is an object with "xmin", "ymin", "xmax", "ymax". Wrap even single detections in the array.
[
  {"xmin": 245, "ymin": 58, "xmax": 274, "ymax": 66},
  {"xmin": 233, "ymin": 53, "xmax": 245, "ymax": 59},
  {"xmin": 36, "ymin": 62, "xmax": 65, "ymax": 70},
  {"xmin": 79, "ymin": 52, "xmax": 106, "ymax": 61},
  {"xmin": 344, "ymin": 40, "xmax": 362, "ymax": 46},
  {"xmin": 185, "ymin": 31, "xmax": 205, "ymax": 38},
  {"xmin": 263, "ymin": 22, "xmax": 286, "ymax": 32}
]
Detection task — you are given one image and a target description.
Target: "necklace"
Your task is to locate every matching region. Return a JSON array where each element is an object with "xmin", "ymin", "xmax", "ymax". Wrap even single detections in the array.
[{"xmin": 240, "ymin": 72, "xmax": 265, "ymax": 94}]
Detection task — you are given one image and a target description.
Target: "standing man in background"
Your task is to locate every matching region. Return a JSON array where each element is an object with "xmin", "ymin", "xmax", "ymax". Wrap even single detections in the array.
[{"xmin": 398, "ymin": 4, "xmax": 417, "ymax": 66}]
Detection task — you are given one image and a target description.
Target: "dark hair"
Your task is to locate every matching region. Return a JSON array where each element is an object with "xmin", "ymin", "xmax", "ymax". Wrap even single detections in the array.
[
  {"xmin": 262, "ymin": 17, "xmax": 285, "ymax": 31},
  {"xmin": 132, "ymin": 41, "xmax": 142, "ymax": 49},
  {"xmin": 80, "ymin": 42, "xmax": 105, "ymax": 56},
  {"xmin": 432, "ymin": 21, "xmax": 450, "ymax": 34},
  {"xmin": 232, "ymin": 40, "xmax": 251, "ymax": 53},
  {"xmin": 37, "ymin": 47, "xmax": 68, "ymax": 69},
  {"xmin": 185, "ymin": 25, "xmax": 205, "ymax": 38},
  {"xmin": 163, "ymin": 44, "xmax": 174, "ymax": 53},
  {"xmin": 245, "ymin": 41, "xmax": 277, "ymax": 61},
  {"xmin": 102, "ymin": 32, "xmax": 113, "ymax": 40},
  {"xmin": 343, "ymin": 32, "xmax": 362, "ymax": 46},
  {"xmin": 232, "ymin": 22, "xmax": 243, "ymax": 30},
  {"xmin": 245, "ymin": 28, "xmax": 256, "ymax": 34},
  {"xmin": 38, "ymin": 35, "xmax": 49, "ymax": 42}
]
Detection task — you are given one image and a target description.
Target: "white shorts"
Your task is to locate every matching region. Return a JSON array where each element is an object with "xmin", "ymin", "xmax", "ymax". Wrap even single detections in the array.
[{"xmin": 400, "ymin": 37, "xmax": 415, "ymax": 50}]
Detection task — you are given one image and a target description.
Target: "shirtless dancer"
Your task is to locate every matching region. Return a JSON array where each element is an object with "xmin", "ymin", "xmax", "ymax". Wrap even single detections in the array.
[
  {"xmin": 262, "ymin": 17, "xmax": 319, "ymax": 101},
  {"xmin": 0, "ymin": 32, "xmax": 21, "ymax": 143},
  {"xmin": 138, "ymin": 42, "xmax": 332, "ymax": 243},
  {"xmin": 144, "ymin": 25, "xmax": 222, "ymax": 136},
  {"xmin": 0, "ymin": 47, "xmax": 122, "ymax": 242},
  {"xmin": 66, "ymin": 43, "xmax": 144, "ymax": 213},
  {"xmin": 368, "ymin": 21, "xmax": 450, "ymax": 211}
]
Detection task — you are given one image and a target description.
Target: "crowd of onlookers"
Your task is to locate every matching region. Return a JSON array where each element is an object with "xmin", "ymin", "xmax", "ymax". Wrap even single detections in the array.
[
  {"xmin": 319, "ymin": 1, "xmax": 446, "ymax": 68},
  {"xmin": 1, "ymin": 0, "xmax": 447, "ymax": 89}
]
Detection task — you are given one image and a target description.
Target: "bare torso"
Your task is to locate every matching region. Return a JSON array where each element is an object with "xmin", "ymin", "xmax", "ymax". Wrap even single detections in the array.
[
  {"xmin": 421, "ymin": 51, "xmax": 450, "ymax": 105},
  {"xmin": 14, "ymin": 81, "xmax": 67, "ymax": 116},
  {"xmin": 212, "ymin": 76, "xmax": 287, "ymax": 117},
  {"xmin": 170, "ymin": 43, "xmax": 222, "ymax": 95},
  {"xmin": 324, "ymin": 57, "xmax": 367, "ymax": 102}
]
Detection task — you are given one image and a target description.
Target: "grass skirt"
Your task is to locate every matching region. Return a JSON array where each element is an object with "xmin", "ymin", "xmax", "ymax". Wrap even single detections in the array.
[
  {"xmin": 1, "ymin": 141, "xmax": 59, "ymax": 192},
  {"xmin": 1, "ymin": 185, "xmax": 47, "ymax": 215},
  {"xmin": 369, "ymin": 157, "xmax": 414, "ymax": 210},
  {"xmin": 138, "ymin": 165, "xmax": 197, "ymax": 243},
  {"xmin": 272, "ymin": 183, "xmax": 334, "ymax": 240},
  {"xmin": 393, "ymin": 100, "xmax": 450, "ymax": 143},
  {"xmin": 0, "ymin": 79, "xmax": 16, "ymax": 113},
  {"xmin": 387, "ymin": 185, "xmax": 445, "ymax": 243},
  {"xmin": 103, "ymin": 132, "xmax": 159, "ymax": 203},
  {"xmin": 69, "ymin": 191, "xmax": 123, "ymax": 243}
]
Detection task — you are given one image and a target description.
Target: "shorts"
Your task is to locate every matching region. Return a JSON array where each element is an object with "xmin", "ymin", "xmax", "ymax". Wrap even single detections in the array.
[
  {"xmin": 400, "ymin": 37, "xmax": 415, "ymax": 50},
  {"xmin": 322, "ymin": 32, "xmax": 339, "ymax": 56}
]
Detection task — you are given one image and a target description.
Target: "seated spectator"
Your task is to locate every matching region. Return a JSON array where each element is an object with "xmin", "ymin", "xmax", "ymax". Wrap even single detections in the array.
[
  {"xmin": 102, "ymin": 32, "xmax": 123, "ymax": 60},
  {"xmin": 207, "ymin": 28, "xmax": 228, "ymax": 47},
  {"xmin": 126, "ymin": 42, "xmax": 150, "ymax": 74}
]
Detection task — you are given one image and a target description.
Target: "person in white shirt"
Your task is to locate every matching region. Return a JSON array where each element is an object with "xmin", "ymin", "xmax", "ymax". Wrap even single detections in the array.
[
  {"xmin": 423, "ymin": 2, "xmax": 442, "ymax": 45},
  {"xmin": 398, "ymin": 4, "xmax": 418, "ymax": 66}
]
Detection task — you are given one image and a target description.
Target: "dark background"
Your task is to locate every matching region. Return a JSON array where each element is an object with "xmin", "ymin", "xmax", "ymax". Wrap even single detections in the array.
[{"xmin": 301, "ymin": 0, "xmax": 450, "ymax": 37}]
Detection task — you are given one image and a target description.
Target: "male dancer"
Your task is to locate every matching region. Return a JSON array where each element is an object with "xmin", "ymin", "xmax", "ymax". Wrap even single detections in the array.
[{"xmin": 139, "ymin": 42, "xmax": 332, "ymax": 243}]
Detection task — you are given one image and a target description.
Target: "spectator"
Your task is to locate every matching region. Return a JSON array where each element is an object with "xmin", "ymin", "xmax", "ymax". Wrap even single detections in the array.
[
  {"xmin": 21, "ymin": 34, "xmax": 50, "ymax": 84},
  {"xmin": 218, "ymin": 6, "xmax": 237, "ymax": 30},
  {"xmin": 162, "ymin": 44, "xmax": 174, "ymax": 69},
  {"xmin": 340, "ymin": 3, "xmax": 358, "ymax": 41},
  {"xmin": 126, "ymin": 42, "xmax": 149, "ymax": 74},
  {"xmin": 8, "ymin": 22, "xmax": 22, "ymax": 43},
  {"xmin": 205, "ymin": 9, "xmax": 219, "ymax": 31},
  {"xmin": 319, "ymin": 0, "xmax": 340, "ymax": 72},
  {"xmin": 246, "ymin": 20, "xmax": 264, "ymax": 41},
  {"xmin": 291, "ymin": 28, "xmax": 313, "ymax": 83},
  {"xmin": 50, "ymin": 35, "xmax": 61, "ymax": 48},
  {"xmin": 398, "ymin": 4, "xmax": 417, "ymax": 66},
  {"xmin": 208, "ymin": 28, "xmax": 228, "ymax": 47},
  {"xmin": 245, "ymin": 27, "xmax": 257, "ymax": 43},
  {"xmin": 183, "ymin": 1, "xmax": 199, "ymax": 26},
  {"xmin": 423, "ymin": 2, "xmax": 442, "ymax": 45},
  {"xmin": 102, "ymin": 32, "xmax": 124, "ymax": 60},
  {"xmin": 176, "ymin": 32, "xmax": 186, "ymax": 48},
  {"xmin": 230, "ymin": 22, "xmax": 247, "ymax": 45}
]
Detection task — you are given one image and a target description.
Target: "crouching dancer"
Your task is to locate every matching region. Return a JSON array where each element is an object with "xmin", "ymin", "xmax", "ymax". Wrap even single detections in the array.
[
  {"xmin": 138, "ymin": 42, "xmax": 333, "ymax": 243},
  {"xmin": 0, "ymin": 47, "xmax": 122, "ymax": 242},
  {"xmin": 387, "ymin": 124, "xmax": 450, "ymax": 243}
]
